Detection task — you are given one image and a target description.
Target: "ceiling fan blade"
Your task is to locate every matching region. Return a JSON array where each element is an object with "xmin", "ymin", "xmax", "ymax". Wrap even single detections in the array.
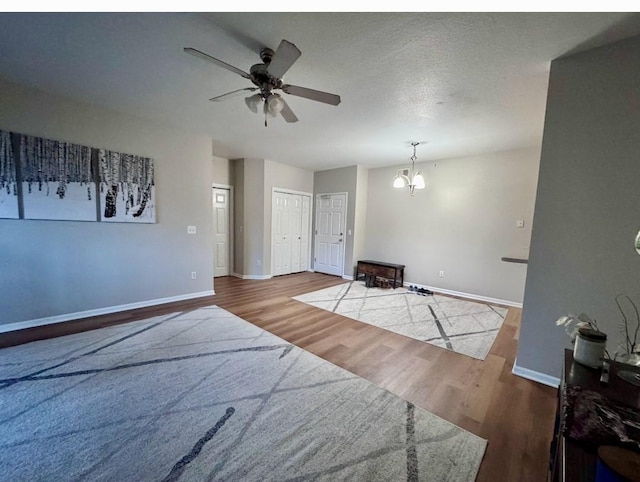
[
  {"xmin": 267, "ymin": 40, "xmax": 301, "ymax": 79},
  {"xmin": 279, "ymin": 97, "xmax": 298, "ymax": 123},
  {"xmin": 281, "ymin": 84, "xmax": 341, "ymax": 106},
  {"xmin": 209, "ymin": 87, "xmax": 258, "ymax": 102},
  {"xmin": 184, "ymin": 47, "xmax": 251, "ymax": 80}
]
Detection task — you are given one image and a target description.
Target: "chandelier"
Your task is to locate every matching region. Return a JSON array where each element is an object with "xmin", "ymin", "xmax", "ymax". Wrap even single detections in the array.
[{"xmin": 393, "ymin": 142, "xmax": 425, "ymax": 195}]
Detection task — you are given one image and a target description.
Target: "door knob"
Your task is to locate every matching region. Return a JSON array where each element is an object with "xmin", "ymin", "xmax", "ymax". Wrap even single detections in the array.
[{"xmin": 339, "ymin": 239, "xmax": 343, "ymax": 243}]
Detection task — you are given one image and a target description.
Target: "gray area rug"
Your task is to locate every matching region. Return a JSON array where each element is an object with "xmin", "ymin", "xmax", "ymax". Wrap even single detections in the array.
[
  {"xmin": 294, "ymin": 282, "xmax": 508, "ymax": 360},
  {"xmin": 0, "ymin": 306, "xmax": 486, "ymax": 481}
]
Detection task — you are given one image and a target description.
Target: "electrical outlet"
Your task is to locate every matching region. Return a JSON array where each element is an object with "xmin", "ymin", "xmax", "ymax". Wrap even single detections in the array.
[
  {"xmin": 439, "ymin": 270, "xmax": 444, "ymax": 278},
  {"xmin": 191, "ymin": 271, "xmax": 197, "ymax": 280},
  {"xmin": 187, "ymin": 225, "xmax": 197, "ymax": 235},
  {"xmin": 516, "ymin": 220, "xmax": 525, "ymax": 228}
]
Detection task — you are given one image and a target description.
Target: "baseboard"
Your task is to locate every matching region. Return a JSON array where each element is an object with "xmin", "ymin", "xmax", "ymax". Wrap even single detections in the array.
[
  {"xmin": 512, "ymin": 359, "xmax": 560, "ymax": 388},
  {"xmin": 0, "ymin": 290, "xmax": 216, "ymax": 334},
  {"xmin": 238, "ymin": 274, "xmax": 273, "ymax": 280},
  {"xmin": 342, "ymin": 275, "xmax": 354, "ymax": 281},
  {"xmin": 403, "ymin": 281, "xmax": 522, "ymax": 308}
]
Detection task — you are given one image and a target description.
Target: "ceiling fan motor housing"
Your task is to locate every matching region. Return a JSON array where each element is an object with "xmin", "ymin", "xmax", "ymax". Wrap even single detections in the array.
[{"xmin": 249, "ymin": 62, "xmax": 283, "ymax": 93}]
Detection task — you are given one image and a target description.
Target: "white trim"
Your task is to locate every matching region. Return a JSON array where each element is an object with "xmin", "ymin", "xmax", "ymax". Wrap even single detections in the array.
[
  {"xmin": 272, "ymin": 187, "xmax": 313, "ymax": 197},
  {"xmin": 512, "ymin": 359, "xmax": 561, "ymax": 388},
  {"xmin": 342, "ymin": 275, "xmax": 354, "ymax": 281},
  {"xmin": 0, "ymin": 291, "xmax": 216, "ymax": 334},
  {"xmin": 238, "ymin": 274, "xmax": 273, "ymax": 280},
  {"xmin": 403, "ymin": 281, "xmax": 522, "ymax": 308},
  {"xmin": 212, "ymin": 184, "xmax": 234, "ymax": 277}
]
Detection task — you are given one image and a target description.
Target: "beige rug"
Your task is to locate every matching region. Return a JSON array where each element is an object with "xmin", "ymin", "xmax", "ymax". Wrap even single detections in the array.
[{"xmin": 294, "ymin": 281, "xmax": 508, "ymax": 360}]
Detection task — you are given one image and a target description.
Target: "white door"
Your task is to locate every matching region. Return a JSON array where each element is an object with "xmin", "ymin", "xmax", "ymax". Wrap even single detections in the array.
[
  {"xmin": 272, "ymin": 190, "xmax": 312, "ymax": 276},
  {"xmin": 290, "ymin": 194, "xmax": 303, "ymax": 273},
  {"xmin": 300, "ymin": 195, "xmax": 311, "ymax": 271},
  {"xmin": 272, "ymin": 191, "xmax": 292, "ymax": 276},
  {"xmin": 213, "ymin": 188, "xmax": 230, "ymax": 277},
  {"xmin": 314, "ymin": 193, "xmax": 347, "ymax": 277}
]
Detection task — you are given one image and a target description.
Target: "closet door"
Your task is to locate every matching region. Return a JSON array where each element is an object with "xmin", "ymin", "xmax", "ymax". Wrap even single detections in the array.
[
  {"xmin": 272, "ymin": 191, "xmax": 292, "ymax": 276},
  {"xmin": 300, "ymin": 195, "xmax": 311, "ymax": 271},
  {"xmin": 290, "ymin": 194, "xmax": 303, "ymax": 273},
  {"xmin": 272, "ymin": 190, "xmax": 312, "ymax": 276}
]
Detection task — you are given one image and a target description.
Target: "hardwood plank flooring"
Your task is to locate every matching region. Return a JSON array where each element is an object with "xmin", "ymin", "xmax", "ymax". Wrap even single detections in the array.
[
  {"xmin": 211, "ymin": 273, "xmax": 557, "ymax": 482},
  {"xmin": 1, "ymin": 271, "xmax": 557, "ymax": 481}
]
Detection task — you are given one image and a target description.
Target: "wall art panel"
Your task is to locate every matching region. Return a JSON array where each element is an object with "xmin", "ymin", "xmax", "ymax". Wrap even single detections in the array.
[
  {"xmin": 19, "ymin": 133, "xmax": 98, "ymax": 221},
  {"xmin": 0, "ymin": 130, "xmax": 19, "ymax": 219},
  {"xmin": 99, "ymin": 149, "xmax": 155, "ymax": 223}
]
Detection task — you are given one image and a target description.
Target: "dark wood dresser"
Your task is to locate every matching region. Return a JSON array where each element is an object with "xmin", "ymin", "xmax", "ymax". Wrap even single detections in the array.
[{"xmin": 550, "ymin": 350, "xmax": 640, "ymax": 481}]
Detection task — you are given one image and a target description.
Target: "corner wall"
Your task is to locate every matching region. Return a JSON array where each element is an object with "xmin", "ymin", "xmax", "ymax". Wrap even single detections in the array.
[
  {"xmin": 0, "ymin": 78, "xmax": 214, "ymax": 327},
  {"xmin": 363, "ymin": 147, "xmax": 540, "ymax": 303},
  {"xmin": 518, "ymin": 35, "xmax": 640, "ymax": 378}
]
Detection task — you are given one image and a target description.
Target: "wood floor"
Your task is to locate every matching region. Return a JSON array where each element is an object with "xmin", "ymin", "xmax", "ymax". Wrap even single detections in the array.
[{"xmin": 1, "ymin": 271, "xmax": 557, "ymax": 481}]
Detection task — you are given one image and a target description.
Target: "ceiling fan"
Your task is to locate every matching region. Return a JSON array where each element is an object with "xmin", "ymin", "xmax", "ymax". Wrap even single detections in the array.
[{"xmin": 184, "ymin": 39, "xmax": 341, "ymax": 126}]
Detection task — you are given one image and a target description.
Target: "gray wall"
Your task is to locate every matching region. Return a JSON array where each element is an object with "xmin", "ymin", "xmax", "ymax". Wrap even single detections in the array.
[
  {"xmin": 352, "ymin": 165, "xmax": 369, "ymax": 267},
  {"xmin": 518, "ymin": 35, "xmax": 640, "ymax": 378},
  {"xmin": 363, "ymin": 147, "xmax": 540, "ymax": 303},
  {"xmin": 232, "ymin": 160, "xmax": 245, "ymax": 275},
  {"xmin": 231, "ymin": 158, "xmax": 313, "ymax": 277},
  {"xmin": 0, "ymin": 78, "xmax": 214, "ymax": 326},
  {"xmin": 263, "ymin": 159, "xmax": 314, "ymax": 275},
  {"xmin": 313, "ymin": 166, "xmax": 359, "ymax": 277},
  {"xmin": 240, "ymin": 159, "xmax": 265, "ymax": 276},
  {"xmin": 212, "ymin": 155, "xmax": 232, "ymax": 186}
]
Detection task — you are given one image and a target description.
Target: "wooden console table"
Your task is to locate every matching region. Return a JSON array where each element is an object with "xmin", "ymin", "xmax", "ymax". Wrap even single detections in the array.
[
  {"xmin": 356, "ymin": 260, "xmax": 405, "ymax": 289},
  {"xmin": 550, "ymin": 350, "xmax": 640, "ymax": 481}
]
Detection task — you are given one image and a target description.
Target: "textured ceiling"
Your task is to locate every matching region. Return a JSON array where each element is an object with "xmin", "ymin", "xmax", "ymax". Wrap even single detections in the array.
[{"xmin": 0, "ymin": 12, "xmax": 638, "ymax": 171}]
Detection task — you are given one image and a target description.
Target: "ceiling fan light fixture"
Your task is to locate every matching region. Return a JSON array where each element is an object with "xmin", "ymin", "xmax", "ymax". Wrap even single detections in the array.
[
  {"xmin": 266, "ymin": 94, "xmax": 284, "ymax": 115},
  {"xmin": 245, "ymin": 94, "xmax": 261, "ymax": 113}
]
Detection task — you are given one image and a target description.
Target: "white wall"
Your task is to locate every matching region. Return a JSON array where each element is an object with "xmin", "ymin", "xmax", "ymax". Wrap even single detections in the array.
[
  {"xmin": 518, "ymin": 35, "xmax": 640, "ymax": 379},
  {"xmin": 363, "ymin": 147, "xmax": 540, "ymax": 304},
  {"xmin": 0, "ymin": 78, "xmax": 214, "ymax": 327}
]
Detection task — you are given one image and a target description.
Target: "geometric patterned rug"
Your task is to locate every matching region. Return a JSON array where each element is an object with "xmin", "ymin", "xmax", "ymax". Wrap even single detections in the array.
[
  {"xmin": 294, "ymin": 281, "xmax": 508, "ymax": 360},
  {"xmin": 0, "ymin": 306, "xmax": 487, "ymax": 481}
]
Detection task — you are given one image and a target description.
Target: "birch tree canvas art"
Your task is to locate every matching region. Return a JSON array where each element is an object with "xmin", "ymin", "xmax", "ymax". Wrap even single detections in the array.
[
  {"xmin": 99, "ymin": 149, "xmax": 155, "ymax": 223},
  {"xmin": 19, "ymin": 133, "xmax": 97, "ymax": 221},
  {"xmin": 0, "ymin": 130, "xmax": 19, "ymax": 219}
]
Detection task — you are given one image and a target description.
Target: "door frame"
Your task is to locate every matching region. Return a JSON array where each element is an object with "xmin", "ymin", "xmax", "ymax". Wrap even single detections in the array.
[
  {"xmin": 313, "ymin": 191, "xmax": 348, "ymax": 277},
  {"xmin": 270, "ymin": 187, "xmax": 313, "ymax": 277},
  {"xmin": 212, "ymin": 183, "xmax": 234, "ymax": 277}
]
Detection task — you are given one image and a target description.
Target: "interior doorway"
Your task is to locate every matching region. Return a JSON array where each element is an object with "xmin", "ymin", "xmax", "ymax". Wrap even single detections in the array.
[
  {"xmin": 212, "ymin": 185, "xmax": 233, "ymax": 277},
  {"xmin": 314, "ymin": 192, "xmax": 347, "ymax": 277}
]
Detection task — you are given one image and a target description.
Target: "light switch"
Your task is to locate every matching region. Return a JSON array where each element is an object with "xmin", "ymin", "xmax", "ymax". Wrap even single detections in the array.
[
  {"xmin": 348, "ymin": 229, "xmax": 352, "ymax": 236},
  {"xmin": 187, "ymin": 225, "xmax": 197, "ymax": 234},
  {"xmin": 516, "ymin": 220, "xmax": 525, "ymax": 228}
]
